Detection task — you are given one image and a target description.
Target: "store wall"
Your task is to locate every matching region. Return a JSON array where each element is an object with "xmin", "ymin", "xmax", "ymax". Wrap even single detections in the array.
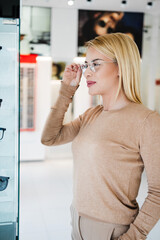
[
  {"xmin": 141, "ymin": 14, "xmax": 160, "ymax": 110},
  {"xmin": 20, "ymin": 57, "xmax": 52, "ymax": 161},
  {"xmin": 51, "ymin": 8, "xmax": 78, "ymax": 62}
]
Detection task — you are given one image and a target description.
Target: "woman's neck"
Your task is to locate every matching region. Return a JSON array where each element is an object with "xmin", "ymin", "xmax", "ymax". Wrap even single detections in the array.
[{"xmin": 101, "ymin": 90, "xmax": 131, "ymax": 111}]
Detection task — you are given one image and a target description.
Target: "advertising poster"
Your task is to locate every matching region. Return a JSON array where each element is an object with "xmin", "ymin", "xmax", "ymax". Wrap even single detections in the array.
[{"xmin": 78, "ymin": 10, "xmax": 144, "ymax": 57}]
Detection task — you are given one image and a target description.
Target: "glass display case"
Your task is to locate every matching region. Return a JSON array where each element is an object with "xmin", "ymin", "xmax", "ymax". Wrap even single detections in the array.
[{"xmin": 0, "ymin": 1, "xmax": 20, "ymax": 239}]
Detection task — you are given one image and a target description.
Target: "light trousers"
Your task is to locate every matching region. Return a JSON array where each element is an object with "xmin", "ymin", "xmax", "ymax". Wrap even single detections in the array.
[{"xmin": 70, "ymin": 204, "xmax": 130, "ymax": 240}]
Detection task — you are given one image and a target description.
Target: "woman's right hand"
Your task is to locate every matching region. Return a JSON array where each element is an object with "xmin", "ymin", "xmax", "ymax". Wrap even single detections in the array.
[{"xmin": 62, "ymin": 63, "xmax": 82, "ymax": 87}]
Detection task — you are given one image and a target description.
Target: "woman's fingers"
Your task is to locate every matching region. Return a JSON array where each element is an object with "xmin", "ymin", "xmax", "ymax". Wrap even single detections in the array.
[
  {"xmin": 69, "ymin": 66, "xmax": 82, "ymax": 86},
  {"xmin": 66, "ymin": 63, "xmax": 79, "ymax": 72},
  {"xmin": 76, "ymin": 66, "xmax": 82, "ymax": 83},
  {"xmin": 63, "ymin": 63, "xmax": 82, "ymax": 86}
]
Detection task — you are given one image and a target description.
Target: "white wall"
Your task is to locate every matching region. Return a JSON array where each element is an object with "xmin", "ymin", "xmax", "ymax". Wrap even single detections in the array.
[
  {"xmin": 140, "ymin": 14, "xmax": 160, "ymax": 110},
  {"xmin": 51, "ymin": 8, "xmax": 78, "ymax": 62},
  {"xmin": 20, "ymin": 57, "xmax": 52, "ymax": 161}
]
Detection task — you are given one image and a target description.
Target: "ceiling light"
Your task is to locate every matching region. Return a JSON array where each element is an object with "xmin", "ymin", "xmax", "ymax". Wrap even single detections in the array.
[{"xmin": 68, "ymin": 0, "xmax": 74, "ymax": 6}]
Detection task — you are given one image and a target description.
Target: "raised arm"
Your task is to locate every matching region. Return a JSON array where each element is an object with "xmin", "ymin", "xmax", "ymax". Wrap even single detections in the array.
[{"xmin": 41, "ymin": 63, "xmax": 82, "ymax": 146}]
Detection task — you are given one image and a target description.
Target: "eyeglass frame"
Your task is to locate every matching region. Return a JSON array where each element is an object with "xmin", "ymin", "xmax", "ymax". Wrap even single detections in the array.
[
  {"xmin": 0, "ymin": 176, "xmax": 10, "ymax": 191},
  {"xmin": 0, "ymin": 127, "xmax": 6, "ymax": 140},
  {"xmin": 81, "ymin": 59, "xmax": 117, "ymax": 73},
  {"xmin": 0, "ymin": 99, "xmax": 2, "ymax": 107}
]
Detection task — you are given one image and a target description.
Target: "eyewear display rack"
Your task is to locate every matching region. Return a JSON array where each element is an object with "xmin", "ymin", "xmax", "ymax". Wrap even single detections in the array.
[
  {"xmin": 0, "ymin": 1, "xmax": 20, "ymax": 240},
  {"xmin": 20, "ymin": 54, "xmax": 37, "ymax": 131}
]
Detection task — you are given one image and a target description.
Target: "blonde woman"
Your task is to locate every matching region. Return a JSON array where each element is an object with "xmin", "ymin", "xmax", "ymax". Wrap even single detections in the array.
[{"xmin": 41, "ymin": 33, "xmax": 160, "ymax": 240}]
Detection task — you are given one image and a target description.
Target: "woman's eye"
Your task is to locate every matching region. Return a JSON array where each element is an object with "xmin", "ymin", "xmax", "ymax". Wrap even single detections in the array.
[{"xmin": 93, "ymin": 62, "xmax": 100, "ymax": 67}]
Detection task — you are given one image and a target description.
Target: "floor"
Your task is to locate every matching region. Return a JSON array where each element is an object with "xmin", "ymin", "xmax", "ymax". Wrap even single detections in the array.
[{"xmin": 20, "ymin": 157, "xmax": 160, "ymax": 240}]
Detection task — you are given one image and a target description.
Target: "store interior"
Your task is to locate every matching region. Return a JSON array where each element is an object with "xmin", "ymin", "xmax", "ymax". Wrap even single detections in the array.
[{"xmin": 19, "ymin": 0, "xmax": 160, "ymax": 240}]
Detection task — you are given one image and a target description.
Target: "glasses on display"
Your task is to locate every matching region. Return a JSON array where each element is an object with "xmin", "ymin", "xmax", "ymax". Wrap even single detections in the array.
[
  {"xmin": 81, "ymin": 59, "xmax": 117, "ymax": 73},
  {"xmin": 0, "ymin": 176, "xmax": 10, "ymax": 191},
  {"xmin": 0, "ymin": 128, "xmax": 6, "ymax": 140},
  {"xmin": 0, "ymin": 99, "xmax": 2, "ymax": 107}
]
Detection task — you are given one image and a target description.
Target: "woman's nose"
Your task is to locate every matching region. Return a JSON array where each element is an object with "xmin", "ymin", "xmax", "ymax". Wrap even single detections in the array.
[{"xmin": 84, "ymin": 66, "xmax": 93, "ymax": 78}]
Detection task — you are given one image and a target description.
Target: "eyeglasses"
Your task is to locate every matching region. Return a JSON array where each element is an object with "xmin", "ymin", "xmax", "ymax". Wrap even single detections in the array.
[
  {"xmin": 81, "ymin": 59, "xmax": 117, "ymax": 73},
  {"xmin": 0, "ymin": 176, "xmax": 10, "ymax": 191},
  {"xmin": 97, "ymin": 20, "xmax": 111, "ymax": 28},
  {"xmin": 0, "ymin": 128, "xmax": 6, "ymax": 140}
]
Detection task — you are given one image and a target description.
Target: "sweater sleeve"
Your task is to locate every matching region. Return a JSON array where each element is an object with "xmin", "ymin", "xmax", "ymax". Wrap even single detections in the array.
[
  {"xmin": 119, "ymin": 111, "xmax": 160, "ymax": 240},
  {"xmin": 41, "ymin": 81, "xmax": 81, "ymax": 146}
]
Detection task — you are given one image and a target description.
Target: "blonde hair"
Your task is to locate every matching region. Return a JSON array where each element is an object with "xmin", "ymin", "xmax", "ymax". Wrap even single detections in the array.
[{"xmin": 85, "ymin": 33, "xmax": 142, "ymax": 104}]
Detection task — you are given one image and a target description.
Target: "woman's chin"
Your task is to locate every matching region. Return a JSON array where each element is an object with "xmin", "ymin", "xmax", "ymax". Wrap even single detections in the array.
[
  {"xmin": 88, "ymin": 91, "xmax": 96, "ymax": 96},
  {"xmin": 88, "ymin": 89, "xmax": 99, "ymax": 96}
]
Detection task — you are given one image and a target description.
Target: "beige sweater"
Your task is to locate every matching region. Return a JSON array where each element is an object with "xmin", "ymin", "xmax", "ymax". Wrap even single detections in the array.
[{"xmin": 41, "ymin": 81, "xmax": 160, "ymax": 240}]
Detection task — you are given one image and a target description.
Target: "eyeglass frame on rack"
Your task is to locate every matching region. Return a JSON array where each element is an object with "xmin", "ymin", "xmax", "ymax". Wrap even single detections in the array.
[
  {"xmin": 0, "ymin": 127, "xmax": 6, "ymax": 140},
  {"xmin": 0, "ymin": 99, "xmax": 2, "ymax": 107},
  {"xmin": 0, "ymin": 176, "xmax": 10, "ymax": 191}
]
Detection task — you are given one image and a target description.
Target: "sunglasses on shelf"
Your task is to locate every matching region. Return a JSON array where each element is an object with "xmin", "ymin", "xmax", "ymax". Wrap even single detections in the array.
[
  {"xmin": 0, "ymin": 99, "xmax": 2, "ymax": 107},
  {"xmin": 0, "ymin": 128, "xmax": 6, "ymax": 140},
  {"xmin": 0, "ymin": 176, "xmax": 10, "ymax": 191}
]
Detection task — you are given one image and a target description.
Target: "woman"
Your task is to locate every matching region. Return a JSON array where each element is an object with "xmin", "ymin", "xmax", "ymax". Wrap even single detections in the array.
[{"xmin": 41, "ymin": 33, "xmax": 160, "ymax": 240}]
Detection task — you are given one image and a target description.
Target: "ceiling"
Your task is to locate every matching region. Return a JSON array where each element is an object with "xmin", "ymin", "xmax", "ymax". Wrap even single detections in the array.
[{"xmin": 23, "ymin": 0, "xmax": 160, "ymax": 15}]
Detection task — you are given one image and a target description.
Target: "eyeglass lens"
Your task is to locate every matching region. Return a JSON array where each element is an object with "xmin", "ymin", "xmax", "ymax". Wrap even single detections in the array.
[
  {"xmin": 0, "ymin": 176, "xmax": 10, "ymax": 191},
  {"xmin": 97, "ymin": 20, "xmax": 106, "ymax": 28}
]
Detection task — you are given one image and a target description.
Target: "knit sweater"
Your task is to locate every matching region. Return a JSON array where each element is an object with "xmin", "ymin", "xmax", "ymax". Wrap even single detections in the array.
[{"xmin": 41, "ymin": 81, "xmax": 160, "ymax": 240}]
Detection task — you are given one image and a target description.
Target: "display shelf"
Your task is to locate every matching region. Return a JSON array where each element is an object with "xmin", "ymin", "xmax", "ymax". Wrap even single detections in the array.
[
  {"xmin": 20, "ymin": 56, "xmax": 37, "ymax": 131},
  {"xmin": 0, "ymin": 157, "xmax": 15, "ymax": 168},
  {"xmin": 0, "ymin": 222, "xmax": 16, "ymax": 240},
  {"xmin": 0, "ymin": 1, "xmax": 20, "ymax": 238},
  {"xmin": 0, "ymin": 202, "xmax": 15, "ymax": 222},
  {"xmin": 0, "ymin": 86, "xmax": 17, "ymax": 111}
]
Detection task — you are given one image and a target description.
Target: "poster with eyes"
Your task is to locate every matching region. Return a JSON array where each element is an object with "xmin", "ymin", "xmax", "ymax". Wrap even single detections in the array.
[{"xmin": 78, "ymin": 10, "xmax": 144, "ymax": 57}]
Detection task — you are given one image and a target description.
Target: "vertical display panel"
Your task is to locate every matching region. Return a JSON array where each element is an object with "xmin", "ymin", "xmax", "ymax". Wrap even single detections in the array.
[{"xmin": 0, "ymin": 17, "xmax": 20, "ymax": 240}]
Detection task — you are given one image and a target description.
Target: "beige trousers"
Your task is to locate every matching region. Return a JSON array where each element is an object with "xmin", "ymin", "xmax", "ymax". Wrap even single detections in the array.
[{"xmin": 70, "ymin": 204, "xmax": 130, "ymax": 240}]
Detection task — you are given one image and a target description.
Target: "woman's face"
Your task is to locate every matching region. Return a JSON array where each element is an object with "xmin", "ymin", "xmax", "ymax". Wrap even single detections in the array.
[
  {"xmin": 94, "ymin": 12, "xmax": 124, "ymax": 35},
  {"xmin": 84, "ymin": 47, "xmax": 119, "ymax": 97}
]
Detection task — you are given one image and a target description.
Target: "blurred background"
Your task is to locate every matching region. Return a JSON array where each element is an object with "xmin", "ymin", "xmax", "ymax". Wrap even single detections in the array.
[{"xmin": 19, "ymin": 0, "xmax": 160, "ymax": 239}]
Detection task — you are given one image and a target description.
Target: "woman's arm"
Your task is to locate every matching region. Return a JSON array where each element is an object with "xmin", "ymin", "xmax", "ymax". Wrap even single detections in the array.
[
  {"xmin": 41, "ymin": 63, "xmax": 83, "ymax": 146},
  {"xmin": 118, "ymin": 111, "xmax": 160, "ymax": 240}
]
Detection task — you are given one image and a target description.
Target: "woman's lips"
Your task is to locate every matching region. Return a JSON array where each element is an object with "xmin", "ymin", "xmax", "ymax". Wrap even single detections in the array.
[{"xmin": 87, "ymin": 81, "xmax": 96, "ymax": 87}]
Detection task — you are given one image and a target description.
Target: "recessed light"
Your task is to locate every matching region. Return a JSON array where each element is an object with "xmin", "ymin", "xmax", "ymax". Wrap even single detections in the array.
[{"xmin": 68, "ymin": 0, "xmax": 74, "ymax": 6}]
